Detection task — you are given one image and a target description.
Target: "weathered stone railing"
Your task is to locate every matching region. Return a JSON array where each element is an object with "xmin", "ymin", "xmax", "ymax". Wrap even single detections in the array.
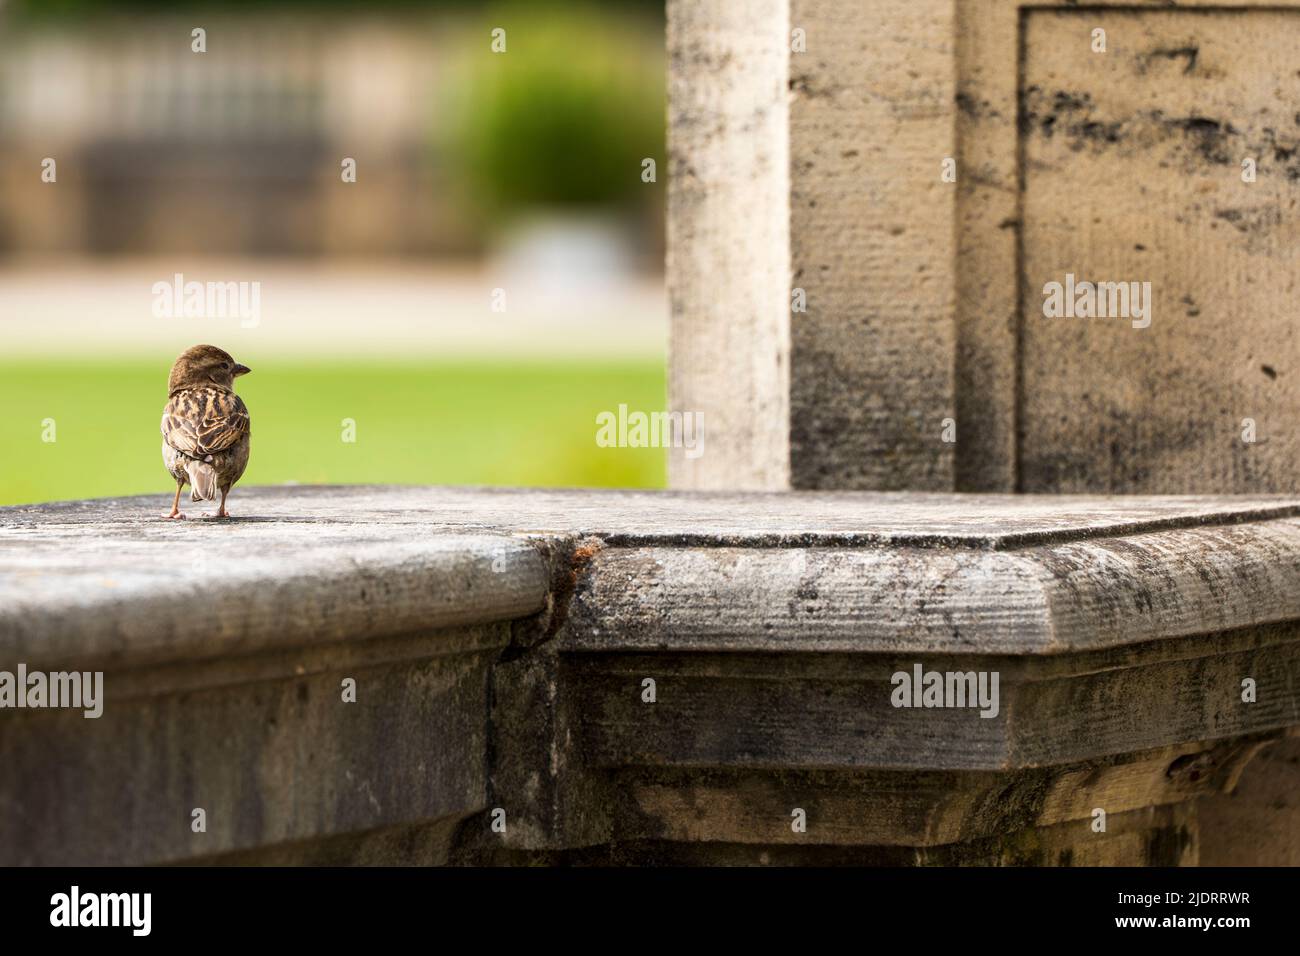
[{"xmin": 2, "ymin": 485, "xmax": 1299, "ymax": 864}]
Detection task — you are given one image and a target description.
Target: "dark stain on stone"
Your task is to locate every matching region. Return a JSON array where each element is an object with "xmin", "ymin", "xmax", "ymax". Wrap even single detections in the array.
[
  {"xmin": 1146, "ymin": 823, "xmax": 1194, "ymax": 865},
  {"xmin": 956, "ymin": 91, "xmax": 1001, "ymax": 121},
  {"xmin": 1020, "ymin": 89, "xmax": 1117, "ymax": 145},
  {"xmin": 1176, "ymin": 116, "xmax": 1228, "ymax": 136},
  {"xmin": 1145, "ymin": 45, "xmax": 1199, "ymax": 75},
  {"xmin": 1022, "ymin": 401, "xmax": 1237, "ymax": 493},
  {"xmin": 1213, "ymin": 205, "xmax": 1283, "ymax": 237},
  {"xmin": 1168, "ymin": 116, "xmax": 1239, "ymax": 166},
  {"xmin": 1074, "ymin": 120, "xmax": 1123, "ymax": 145},
  {"xmin": 1215, "ymin": 207, "xmax": 1245, "ymax": 229},
  {"xmin": 1252, "ymin": 127, "xmax": 1300, "ymax": 181},
  {"xmin": 1019, "ymin": 87, "xmax": 1300, "ymax": 182},
  {"xmin": 1193, "ymin": 562, "xmax": 1222, "ymax": 597},
  {"xmin": 789, "ymin": 75, "xmax": 840, "ymax": 100},
  {"xmin": 545, "ymin": 538, "xmax": 603, "ymax": 642},
  {"xmin": 1016, "ymin": 85, "xmax": 1042, "ymax": 136},
  {"xmin": 1262, "ymin": 365, "xmax": 1278, "ymax": 380},
  {"xmin": 1052, "ymin": 91, "xmax": 1092, "ymax": 113}
]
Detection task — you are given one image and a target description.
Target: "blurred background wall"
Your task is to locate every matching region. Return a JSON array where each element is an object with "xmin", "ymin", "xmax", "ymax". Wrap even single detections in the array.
[{"xmin": 0, "ymin": 0, "xmax": 669, "ymax": 503}]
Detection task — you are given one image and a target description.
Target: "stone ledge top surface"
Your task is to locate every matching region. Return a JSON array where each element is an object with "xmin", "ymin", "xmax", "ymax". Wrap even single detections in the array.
[
  {"xmin": 7, "ymin": 484, "xmax": 1298, "ymax": 546},
  {"xmin": 5, "ymin": 485, "xmax": 1300, "ymax": 662}
]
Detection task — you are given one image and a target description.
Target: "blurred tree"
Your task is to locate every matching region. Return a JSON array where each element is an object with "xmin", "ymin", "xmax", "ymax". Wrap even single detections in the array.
[{"xmin": 452, "ymin": 2, "xmax": 664, "ymax": 226}]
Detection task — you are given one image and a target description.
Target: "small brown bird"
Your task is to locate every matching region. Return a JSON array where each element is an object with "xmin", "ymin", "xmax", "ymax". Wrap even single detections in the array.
[{"xmin": 160, "ymin": 344, "xmax": 252, "ymax": 519}]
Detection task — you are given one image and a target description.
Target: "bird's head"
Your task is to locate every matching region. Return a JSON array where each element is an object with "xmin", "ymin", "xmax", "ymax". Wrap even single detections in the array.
[{"xmin": 168, "ymin": 344, "xmax": 251, "ymax": 395}]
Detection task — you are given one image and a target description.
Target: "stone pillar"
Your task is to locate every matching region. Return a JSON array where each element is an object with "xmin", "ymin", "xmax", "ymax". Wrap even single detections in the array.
[
  {"xmin": 668, "ymin": 0, "xmax": 1300, "ymax": 494},
  {"xmin": 786, "ymin": 0, "xmax": 959, "ymax": 492},
  {"xmin": 668, "ymin": 0, "xmax": 961, "ymax": 491},
  {"xmin": 667, "ymin": 0, "xmax": 1300, "ymax": 864},
  {"xmin": 666, "ymin": 0, "xmax": 791, "ymax": 490}
]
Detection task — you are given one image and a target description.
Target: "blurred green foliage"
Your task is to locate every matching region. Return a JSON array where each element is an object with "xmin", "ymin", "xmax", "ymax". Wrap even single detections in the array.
[
  {"xmin": 453, "ymin": 3, "xmax": 664, "ymax": 222},
  {"xmin": 0, "ymin": 360, "xmax": 666, "ymax": 505}
]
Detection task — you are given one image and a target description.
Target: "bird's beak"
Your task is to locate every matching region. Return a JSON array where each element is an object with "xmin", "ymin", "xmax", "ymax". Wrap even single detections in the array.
[{"xmin": 233, "ymin": 364, "xmax": 251, "ymax": 377}]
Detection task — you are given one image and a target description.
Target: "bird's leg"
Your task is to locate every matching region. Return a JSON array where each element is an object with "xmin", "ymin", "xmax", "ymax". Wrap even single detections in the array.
[
  {"xmin": 216, "ymin": 487, "xmax": 231, "ymax": 519},
  {"xmin": 164, "ymin": 484, "xmax": 186, "ymax": 520}
]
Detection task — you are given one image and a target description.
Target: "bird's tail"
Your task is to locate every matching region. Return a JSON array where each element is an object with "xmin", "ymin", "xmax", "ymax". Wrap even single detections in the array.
[{"xmin": 185, "ymin": 459, "xmax": 218, "ymax": 502}]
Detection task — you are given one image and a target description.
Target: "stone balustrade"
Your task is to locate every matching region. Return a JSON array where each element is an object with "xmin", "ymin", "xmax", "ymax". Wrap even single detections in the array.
[{"xmin": 3, "ymin": 485, "xmax": 1297, "ymax": 865}]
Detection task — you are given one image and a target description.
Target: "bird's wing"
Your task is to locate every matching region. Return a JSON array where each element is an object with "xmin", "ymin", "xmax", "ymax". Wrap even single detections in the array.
[{"xmin": 161, "ymin": 388, "xmax": 250, "ymax": 459}]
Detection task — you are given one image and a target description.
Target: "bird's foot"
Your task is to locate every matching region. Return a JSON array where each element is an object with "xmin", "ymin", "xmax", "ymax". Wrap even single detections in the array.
[
  {"xmin": 203, "ymin": 510, "xmax": 231, "ymax": 520},
  {"xmin": 163, "ymin": 512, "xmax": 186, "ymax": 520}
]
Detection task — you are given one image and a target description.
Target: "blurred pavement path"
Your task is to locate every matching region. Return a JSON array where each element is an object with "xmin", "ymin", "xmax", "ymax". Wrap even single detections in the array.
[{"xmin": 0, "ymin": 258, "xmax": 667, "ymax": 361}]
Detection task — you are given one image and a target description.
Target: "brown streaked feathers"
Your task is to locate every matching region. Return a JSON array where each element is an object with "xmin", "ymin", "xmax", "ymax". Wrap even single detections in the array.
[{"xmin": 161, "ymin": 345, "xmax": 251, "ymax": 519}]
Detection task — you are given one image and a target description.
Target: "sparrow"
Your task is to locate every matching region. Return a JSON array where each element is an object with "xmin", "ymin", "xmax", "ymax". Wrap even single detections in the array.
[{"xmin": 160, "ymin": 344, "xmax": 251, "ymax": 519}]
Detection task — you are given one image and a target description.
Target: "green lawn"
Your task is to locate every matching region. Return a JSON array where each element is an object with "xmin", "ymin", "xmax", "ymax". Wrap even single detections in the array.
[{"xmin": 0, "ymin": 359, "xmax": 667, "ymax": 505}]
